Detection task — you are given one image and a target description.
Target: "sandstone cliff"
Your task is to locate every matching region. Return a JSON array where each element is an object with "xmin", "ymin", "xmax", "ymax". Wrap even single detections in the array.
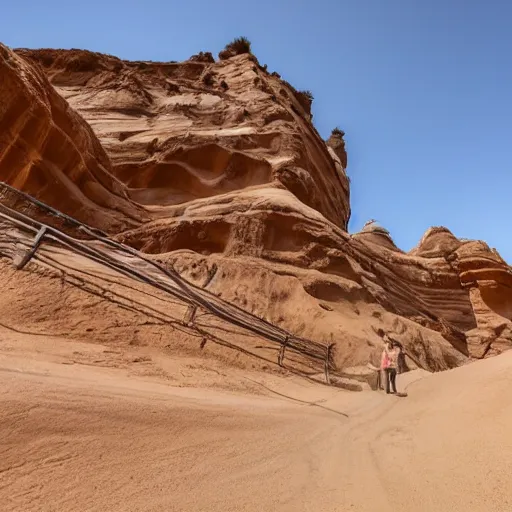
[
  {"xmin": 1, "ymin": 42, "xmax": 511, "ymax": 374},
  {"xmin": 0, "ymin": 45, "xmax": 145, "ymax": 231}
]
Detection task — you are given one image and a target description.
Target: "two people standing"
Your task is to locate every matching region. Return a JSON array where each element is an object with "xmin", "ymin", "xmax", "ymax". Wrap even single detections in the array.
[{"xmin": 380, "ymin": 336, "xmax": 403, "ymax": 394}]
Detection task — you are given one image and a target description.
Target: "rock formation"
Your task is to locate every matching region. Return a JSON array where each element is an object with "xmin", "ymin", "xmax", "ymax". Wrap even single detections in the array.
[
  {"xmin": 326, "ymin": 128, "xmax": 348, "ymax": 170},
  {"xmin": 0, "ymin": 45, "xmax": 145, "ymax": 231},
  {"xmin": 1, "ymin": 42, "xmax": 511, "ymax": 374}
]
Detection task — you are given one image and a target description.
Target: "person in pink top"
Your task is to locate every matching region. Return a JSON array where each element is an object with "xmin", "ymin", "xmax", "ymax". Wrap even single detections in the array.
[{"xmin": 381, "ymin": 336, "xmax": 400, "ymax": 394}]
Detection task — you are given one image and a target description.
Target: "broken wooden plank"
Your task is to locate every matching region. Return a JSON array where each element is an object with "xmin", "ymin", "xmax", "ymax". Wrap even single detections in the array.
[
  {"xmin": 183, "ymin": 304, "xmax": 198, "ymax": 326},
  {"xmin": 278, "ymin": 336, "xmax": 289, "ymax": 366},
  {"xmin": 324, "ymin": 343, "xmax": 335, "ymax": 385},
  {"xmin": 15, "ymin": 226, "xmax": 47, "ymax": 270}
]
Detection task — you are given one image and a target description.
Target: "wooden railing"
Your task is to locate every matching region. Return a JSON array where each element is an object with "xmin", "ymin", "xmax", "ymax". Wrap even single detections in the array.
[{"xmin": 0, "ymin": 182, "xmax": 336, "ymax": 382}]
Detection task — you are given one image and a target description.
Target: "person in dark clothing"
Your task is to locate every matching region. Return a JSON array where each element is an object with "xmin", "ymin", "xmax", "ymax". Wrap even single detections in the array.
[{"xmin": 387, "ymin": 365, "xmax": 397, "ymax": 394}]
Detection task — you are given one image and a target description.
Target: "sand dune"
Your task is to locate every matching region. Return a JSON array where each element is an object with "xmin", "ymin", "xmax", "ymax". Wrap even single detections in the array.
[{"xmin": 1, "ymin": 335, "xmax": 511, "ymax": 512}]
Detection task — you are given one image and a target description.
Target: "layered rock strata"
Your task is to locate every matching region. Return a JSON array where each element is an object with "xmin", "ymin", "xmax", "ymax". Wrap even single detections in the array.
[{"xmin": 0, "ymin": 43, "xmax": 510, "ymax": 372}]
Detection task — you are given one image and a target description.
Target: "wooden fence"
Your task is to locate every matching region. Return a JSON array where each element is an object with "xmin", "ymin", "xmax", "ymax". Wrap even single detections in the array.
[{"xmin": 0, "ymin": 182, "xmax": 336, "ymax": 382}]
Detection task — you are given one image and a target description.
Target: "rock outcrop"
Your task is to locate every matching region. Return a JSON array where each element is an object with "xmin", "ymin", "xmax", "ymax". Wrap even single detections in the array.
[
  {"xmin": 326, "ymin": 128, "xmax": 348, "ymax": 170},
  {"xmin": 0, "ymin": 44, "xmax": 145, "ymax": 231},
  {"xmin": 1, "ymin": 42, "xmax": 511, "ymax": 373},
  {"xmin": 17, "ymin": 47, "xmax": 350, "ymax": 232}
]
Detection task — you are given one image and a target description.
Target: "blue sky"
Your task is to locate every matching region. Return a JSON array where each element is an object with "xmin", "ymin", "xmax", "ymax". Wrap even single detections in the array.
[{"xmin": 3, "ymin": 1, "xmax": 511, "ymax": 261}]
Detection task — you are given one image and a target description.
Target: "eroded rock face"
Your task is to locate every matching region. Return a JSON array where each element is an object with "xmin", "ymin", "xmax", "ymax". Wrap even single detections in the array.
[
  {"xmin": 0, "ymin": 44, "xmax": 145, "ymax": 231},
  {"xmin": 357, "ymin": 224, "xmax": 512, "ymax": 359},
  {"xmin": 3, "ymin": 44, "xmax": 511, "ymax": 371},
  {"xmin": 453, "ymin": 241, "xmax": 512, "ymax": 358},
  {"xmin": 18, "ymin": 48, "xmax": 350, "ymax": 231}
]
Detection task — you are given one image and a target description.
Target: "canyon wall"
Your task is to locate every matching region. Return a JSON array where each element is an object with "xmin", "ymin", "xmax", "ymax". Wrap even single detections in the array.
[{"xmin": 1, "ymin": 43, "xmax": 511, "ymax": 372}]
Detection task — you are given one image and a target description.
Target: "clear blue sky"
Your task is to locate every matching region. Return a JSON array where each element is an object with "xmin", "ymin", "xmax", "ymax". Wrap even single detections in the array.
[{"xmin": 3, "ymin": 1, "xmax": 511, "ymax": 261}]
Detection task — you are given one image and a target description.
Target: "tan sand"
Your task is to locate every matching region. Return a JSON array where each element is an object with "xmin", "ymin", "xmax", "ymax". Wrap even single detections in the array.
[{"xmin": 1, "ymin": 333, "xmax": 511, "ymax": 512}]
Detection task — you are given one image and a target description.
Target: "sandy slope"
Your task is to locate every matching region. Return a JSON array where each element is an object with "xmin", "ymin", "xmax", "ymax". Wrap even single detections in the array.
[{"xmin": 2, "ymin": 336, "xmax": 512, "ymax": 512}]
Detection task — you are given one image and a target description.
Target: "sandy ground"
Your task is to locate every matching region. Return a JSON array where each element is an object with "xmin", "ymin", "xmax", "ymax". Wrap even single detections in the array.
[{"xmin": 2, "ymin": 332, "xmax": 512, "ymax": 512}]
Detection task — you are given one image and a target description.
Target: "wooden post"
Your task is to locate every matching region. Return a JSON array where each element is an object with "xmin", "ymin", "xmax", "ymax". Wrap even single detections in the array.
[
  {"xmin": 15, "ymin": 226, "xmax": 47, "ymax": 270},
  {"xmin": 183, "ymin": 304, "xmax": 197, "ymax": 326},
  {"xmin": 278, "ymin": 336, "xmax": 289, "ymax": 366},
  {"xmin": 202, "ymin": 264, "xmax": 218, "ymax": 289},
  {"xmin": 324, "ymin": 343, "xmax": 335, "ymax": 385}
]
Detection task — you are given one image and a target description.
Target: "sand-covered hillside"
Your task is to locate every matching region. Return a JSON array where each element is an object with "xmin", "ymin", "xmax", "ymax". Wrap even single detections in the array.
[{"xmin": 2, "ymin": 327, "xmax": 511, "ymax": 512}]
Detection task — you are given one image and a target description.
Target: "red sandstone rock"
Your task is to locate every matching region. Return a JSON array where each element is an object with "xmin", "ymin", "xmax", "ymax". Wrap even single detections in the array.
[
  {"xmin": 1, "ymin": 43, "xmax": 510, "ymax": 371},
  {"xmin": 17, "ymin": 47, "xmax": 350, "ymax": 231},
  {"xmin": 0, "ymin": 44, "xmax": 146, "ymax": 232}
]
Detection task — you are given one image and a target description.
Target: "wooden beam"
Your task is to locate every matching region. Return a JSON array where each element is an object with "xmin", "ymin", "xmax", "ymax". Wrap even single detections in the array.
[{"xmin": 15, "ymin": 226, "xmax": 47, "ymax": 270}]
